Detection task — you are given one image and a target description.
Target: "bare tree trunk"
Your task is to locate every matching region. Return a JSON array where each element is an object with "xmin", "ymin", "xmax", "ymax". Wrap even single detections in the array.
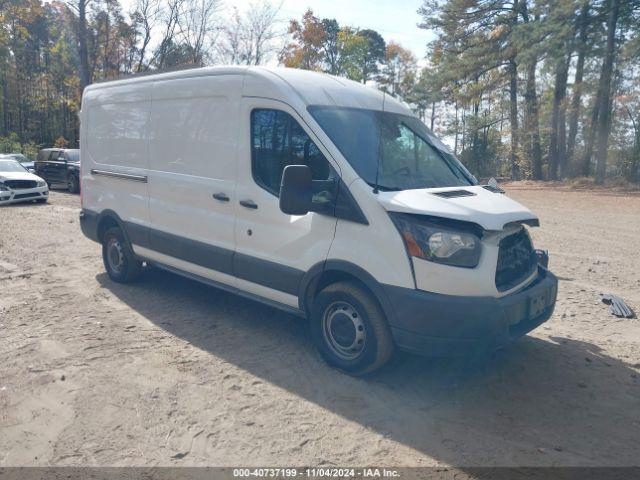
[
  {"xmin": 567, "ymin": 0, "xmax": 590, "ymax": 168},
  {"xmin": 624, "ymin": 106, "xmax": 640, "ymax": 182},
  {"xmin": 507, "ymin": 0, "xmax": 520, "ymax": 180},
  {"xmin": 508, "ymin": 58, "xmax": 519, "ymax": 180},
  {"xmin": 78, "ymin": 0, "xmax": 91, "ymax": 92},
  {"xmin": 454, "ymin": 101, "xmax": 459, "ymax": 154},
  {"xmin": 594, "ymin": 0, "xmax": 621, "ymax": 185},
  {"xmin": 430, "ymin": 101, "xmax": 436, "ymax": 131},
  {"xmin": 549, "ymin": 54, "xmax": 569, "ymax": 180},
  {"xmin": 0, "ymin": 76, "xmax": 7, "ymax": 136},
  {"xmin": 580, "ymin": 95, "xmax": 600, "ymax": 176},
  {"xmin": 524, "ymin": 56, "xmax": 542, "ymax": 180},
  {"xmin": 519, "ymin": 2, "xmax": 541, "ymax": 180},
  {"xmin": 558, "ymin": 57, "xmax": 569, "ymax": 178}
]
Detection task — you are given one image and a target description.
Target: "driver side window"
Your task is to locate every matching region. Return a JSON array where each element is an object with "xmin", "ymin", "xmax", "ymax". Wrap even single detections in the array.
[{"xmin": 251, "ymin": 109, "xmax": 334, "ymax": 197}]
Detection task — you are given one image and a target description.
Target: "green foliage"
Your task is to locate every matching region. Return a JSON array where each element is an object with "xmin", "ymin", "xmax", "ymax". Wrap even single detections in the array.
[
  {"xmin": 280, "ymin": 9, "xmax": 326, "ymax": 70},
  {"xmin": 2, "ymin": 0, "xmax": 639, "ymax": 185},
  {"xmin": 0, "ymin": 133, "xmax": 38, "ymax": 158},
  {"xmin": 282, "ymin": 10, "xmax": 389, "ymax": 85},
  {"xmin": 0, "ymin": 133, "xmax": 23, "ymax": 155},
  {"xmin": 337, "ymin": 27, "xmax": 369, "ymax": 81},
  {"xmin": 417, "ymin": 0, "xmax": 640, "ymax": 183}
]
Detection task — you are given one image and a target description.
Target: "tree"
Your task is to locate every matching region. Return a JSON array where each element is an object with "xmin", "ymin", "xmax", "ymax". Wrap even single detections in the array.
[
  {"xmin": 546, "ymin": 0, "xmax": 579, "ymax": 180},
  {"xmin": 244, "ymin": 0, "xmax": 281, "ymax": 65},
  {"xmin": 217, "ymin": 2, "xmax": 281, "ymax": 65},
  {"xmin": 418, "ymin": 0, "xmax": 523, "ymax": 178},
  {"xmin": 593, "ymin": 0, "xmax": 621, "ymax": 184},
  {"xmin": 70, "ymin": 0, "xmax": 91, "ymax": 90},
  {"xmin": 1, "ymin": 0, "xmax": 640, "ymax": 187},
  {"xmin": 130, "ymin": 0, "xmax": 161, "ymax": 72},
  {"xmin": 321, "ymin": 18, "xmax": 340, "ymax": 74},
  {"xmin": 356, "ymin": 29, "xmax": 385, "ymax": 83},
  {"xmin": 150, "ymin": 0, "xmax": 184, "ymax": 69},
  {"xmin": 379, "ymin": 41, "xmax": 417, "ymax": 98},
  {"xmin": 176, "ymin": 0, "xmax": 221, "ymax": 66},
  {"xmin": 566, "ymin": 0, "xmax": 591, "ymax": 169},
  {"xmin": 518, "ymin": 0, "xmax": 543, "ymax": 180},
  {"xmin": 280, "ymin": 9, "xmax": 325, "ymax": 70},
  {"xmin": 335, "ymin": 27, "xmax": 368, "ymax": 81}
]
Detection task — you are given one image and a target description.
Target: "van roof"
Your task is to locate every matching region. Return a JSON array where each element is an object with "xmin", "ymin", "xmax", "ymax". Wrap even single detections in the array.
[{"xmin": 84, "ymin": 66, "xmax": 412, "ymax": 115}]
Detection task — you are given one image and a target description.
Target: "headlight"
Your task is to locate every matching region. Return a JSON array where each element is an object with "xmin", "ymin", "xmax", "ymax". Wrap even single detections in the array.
[
  {"xmin": 389, "ymin": 212, "xmax": 482, "ymax": 268},
  {"xmin": 37, "ymin": 180, "xmax": 46, "ymax": 187}
]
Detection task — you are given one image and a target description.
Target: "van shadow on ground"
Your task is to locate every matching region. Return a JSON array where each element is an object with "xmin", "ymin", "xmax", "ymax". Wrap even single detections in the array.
[{"xmin": 97, "ymin": 269, "xmax": 640, "ymax": 467}]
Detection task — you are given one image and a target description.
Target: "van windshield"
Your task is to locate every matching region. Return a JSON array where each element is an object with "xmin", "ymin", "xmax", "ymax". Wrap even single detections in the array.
[{"xmin": 308, "ymin": 106, "xmax": 475, "ymax": 191}]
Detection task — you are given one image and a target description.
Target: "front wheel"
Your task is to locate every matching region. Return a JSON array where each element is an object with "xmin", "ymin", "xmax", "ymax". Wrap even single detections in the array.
[
  {"xmin": 68, "ymin": 174, "xmax": 79, "ymax": 194},
  {"xmin": 102, "ymin": 227, "xmax": 142, "ymax": 283},
  {"xmin": 310, "ymin": 281, "xmax": 394, "ymax": 376}
]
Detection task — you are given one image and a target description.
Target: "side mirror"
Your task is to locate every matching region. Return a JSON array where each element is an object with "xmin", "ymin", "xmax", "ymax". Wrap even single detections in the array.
[{"xmin": 279, "ymin": 165, "xmax": 312, "ymax": 215}]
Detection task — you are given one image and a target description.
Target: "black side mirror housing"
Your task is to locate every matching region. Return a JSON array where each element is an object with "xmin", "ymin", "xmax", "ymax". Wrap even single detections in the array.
[{"xmin": 279, "ymin": 165, "xmax": 313, "ymax": 215}]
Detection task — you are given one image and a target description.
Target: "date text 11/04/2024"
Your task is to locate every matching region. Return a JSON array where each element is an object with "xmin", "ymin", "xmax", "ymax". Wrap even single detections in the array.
[{"xmin": 232, "ymin": 468, "xmax": 400, "ymax": 478}]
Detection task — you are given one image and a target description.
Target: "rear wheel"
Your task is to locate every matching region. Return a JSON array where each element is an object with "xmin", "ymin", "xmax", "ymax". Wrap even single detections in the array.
[
  {"xmin": 102, "ymin": 226, "xmax": 142, "ymax": 283},
  {"xmin": 68, "ymin": 174, "xmax": 79, "ymax": 194},
  {"xmin": 310, "ymin": 281, "xmax": 394, "ymax": 376}
]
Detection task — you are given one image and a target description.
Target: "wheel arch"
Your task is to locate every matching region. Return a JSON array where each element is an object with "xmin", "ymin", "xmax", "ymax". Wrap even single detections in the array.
[
  {"xmin": 96, "ymin": 210, "xmax": 130, "ymax": 245},
  {"xmin": 299, "ymin": 260, "xmax": 397, "ymax": 326}
]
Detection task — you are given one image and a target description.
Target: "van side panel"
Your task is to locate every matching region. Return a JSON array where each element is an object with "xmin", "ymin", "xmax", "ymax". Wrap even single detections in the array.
[
  {"xmin": 81, "ymin": 85, "xmax": 151, "ymax": 233},
  {"xmin": 143, "ymin": 75, "xmax": 242, "ymax": 286}
]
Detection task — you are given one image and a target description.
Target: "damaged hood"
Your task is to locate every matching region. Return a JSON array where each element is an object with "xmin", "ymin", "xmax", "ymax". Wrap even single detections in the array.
[
  {"xmin": 377, "ymin": 185, "xmax": 538, "ymax": 231},
  {"xmin": 0, "ymin": 170, "xmax": 42, "ymax": 182}
]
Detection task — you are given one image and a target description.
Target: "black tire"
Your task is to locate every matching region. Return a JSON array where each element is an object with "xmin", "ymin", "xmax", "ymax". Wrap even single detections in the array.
[
  {"xmin": 310, "ymin": 281, "xmax": 394, "ymax": 376},
  {"xmin": 102, "ymin": 226, "xmax": 142, "ymax": 283},
  {"xmin": 68, "ymin": 174, "xmax": 79, "ymax": 194},
  {"xmin": 36, "ymin": 198, "xmax": 47, "ymax": 203}
]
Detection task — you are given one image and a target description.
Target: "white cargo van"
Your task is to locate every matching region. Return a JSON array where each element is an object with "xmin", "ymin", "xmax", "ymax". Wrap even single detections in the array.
[{"xmin": 79, "ymin": 66, "xmax": 557, "ymax": 375}]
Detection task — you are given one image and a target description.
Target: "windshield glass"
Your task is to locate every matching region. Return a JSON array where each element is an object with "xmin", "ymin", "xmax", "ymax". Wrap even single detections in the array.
[
  {"xmin": 66, "ymin": 150, "xmax": 80, "ymax": 162},
  {"xmin": 0, "ymin": 160, "xmax": 28, "ymax": 172},
  {"xmin": 308, "ymin": 106, "xmax": 475, "ymax": 191}
]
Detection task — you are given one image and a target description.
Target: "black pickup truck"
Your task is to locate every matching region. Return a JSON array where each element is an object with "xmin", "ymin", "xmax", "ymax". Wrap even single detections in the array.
[{"xmin": 34, "ymin": 148, "xmax": 80, "ymax": 193}]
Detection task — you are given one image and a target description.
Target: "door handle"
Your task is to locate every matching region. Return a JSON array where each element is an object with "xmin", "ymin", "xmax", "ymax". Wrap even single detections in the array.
[
  {"xmin": 239, "ymin": 199, "xmax": 258, "ymax": 209},
  {"xmin": 212, "ymin": 192, "xmax": 230, "ymax": 202}
]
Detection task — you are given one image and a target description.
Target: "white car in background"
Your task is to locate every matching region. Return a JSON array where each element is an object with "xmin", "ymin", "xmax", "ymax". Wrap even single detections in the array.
[
  {"xmin": 0, "ymin": 153, "xmax": 35, "ymax": 172},
  {"xmin": 0, "ymin": 159, "xmax": 49, "ymax": 205}
]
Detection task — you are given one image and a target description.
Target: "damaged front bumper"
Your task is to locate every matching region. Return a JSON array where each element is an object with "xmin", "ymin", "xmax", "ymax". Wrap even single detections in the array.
[
  {"xmin": 0, "ymin": 186, "xmax": 49, "ymax": 205},
  {"xmin": 384, "ymin": 267, "xmax": 558, "ymax": 356}
]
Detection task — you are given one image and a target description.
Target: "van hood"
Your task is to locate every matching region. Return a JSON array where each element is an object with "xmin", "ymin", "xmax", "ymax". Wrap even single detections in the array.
[{"xmin": 377, "ymin": 185, "xmax": 538, "ymax": 231}]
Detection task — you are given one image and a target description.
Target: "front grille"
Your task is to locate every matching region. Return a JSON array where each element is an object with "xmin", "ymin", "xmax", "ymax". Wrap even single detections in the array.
[
  {"xmin": 13, "ymin": 192, "xmax": 41, "ymax": 199},
  {"xmin": 495, "ymin": 228, "xmax": 537, "ymax": 292},
  {"xmin": 4, "ymin": 180, "xmax": 37, "ymax": 189}
]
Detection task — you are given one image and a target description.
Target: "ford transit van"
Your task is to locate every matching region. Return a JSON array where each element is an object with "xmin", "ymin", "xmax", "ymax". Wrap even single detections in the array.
[{"xmin": 79, "ymin": 66, "xmax": 557, "ymax": 375}]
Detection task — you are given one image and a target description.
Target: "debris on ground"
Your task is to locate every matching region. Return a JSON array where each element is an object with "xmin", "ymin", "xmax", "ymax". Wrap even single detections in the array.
[{"xmin": 600, "ymin": 294, "xmax": 636, "ymax": 318}]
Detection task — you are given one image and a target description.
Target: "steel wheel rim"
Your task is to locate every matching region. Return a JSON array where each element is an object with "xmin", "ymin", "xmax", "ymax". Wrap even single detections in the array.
[
  {"xmin": 322, "ymin": 301, "xmax": 366, "ymax": 360},
  {"xmin": 107, "ymin": 237, "xmax": 125, "ymax": 274}
]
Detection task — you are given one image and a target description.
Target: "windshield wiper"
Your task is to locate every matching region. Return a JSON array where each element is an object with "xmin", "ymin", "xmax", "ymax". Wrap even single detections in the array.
[{"xmin": 366, "ymin": 182, "xmax": 403, "ymax": 192}]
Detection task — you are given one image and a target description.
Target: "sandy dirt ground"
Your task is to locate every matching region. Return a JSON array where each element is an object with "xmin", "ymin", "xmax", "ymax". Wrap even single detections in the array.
[{"xmin": 0, "ymin": 185, "xmax": 639, "ymax": 468}]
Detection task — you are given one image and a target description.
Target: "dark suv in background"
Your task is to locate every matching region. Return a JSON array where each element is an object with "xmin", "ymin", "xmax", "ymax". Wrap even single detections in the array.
[{"xmin": 35, "ymin": 148, "xmax": 80, "ymax": 193}]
